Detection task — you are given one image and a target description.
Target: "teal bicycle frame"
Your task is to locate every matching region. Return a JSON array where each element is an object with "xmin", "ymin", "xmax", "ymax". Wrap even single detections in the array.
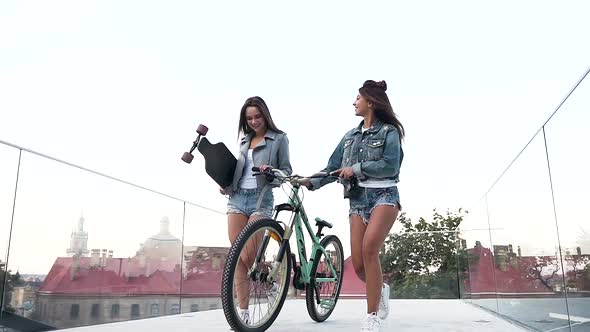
[{"xmin": 267, "ymin": 183, "xmax": 339, "ymax": 288}]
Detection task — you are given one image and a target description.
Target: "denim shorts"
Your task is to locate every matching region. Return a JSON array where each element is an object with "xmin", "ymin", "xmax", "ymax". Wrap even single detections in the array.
[
  {"xmin": 349, "ymin": 186, "xmax": 401, "ymax": 225},
  {"xmin": 227, "ymin": 187, "xmax": 274, "ymax": 218}
]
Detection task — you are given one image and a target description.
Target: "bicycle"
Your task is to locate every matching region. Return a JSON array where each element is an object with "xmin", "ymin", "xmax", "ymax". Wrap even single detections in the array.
[{"xmin": 221, "ymin": 167, "xmax": 345, "ymax": 332}]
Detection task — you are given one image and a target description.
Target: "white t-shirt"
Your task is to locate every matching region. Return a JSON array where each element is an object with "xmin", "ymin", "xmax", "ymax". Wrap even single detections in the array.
[{"xmin": 238, "ymin": 149, "xmax": 257, "ymax": 189}]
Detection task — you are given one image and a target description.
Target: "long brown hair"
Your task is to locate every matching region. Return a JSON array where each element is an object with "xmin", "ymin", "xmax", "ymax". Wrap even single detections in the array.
[
  {"xmin": 359, "ymin": 80, "xmax": 405, "ymax": 140},
  {"xmin": 238, "ymin": 96, "xmax": 283, "ymax": 137}
]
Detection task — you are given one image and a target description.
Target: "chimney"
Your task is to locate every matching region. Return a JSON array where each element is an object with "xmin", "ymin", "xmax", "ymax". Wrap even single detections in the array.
[
  {"xmin": 91, "ymin": 249, "xmax": 100, "ymax": 267},
  {"xmin": 70, "ymin": 254, "xmax": 80, "ymax": 280},
  {"xmin": 577, "ymin": 247, "xmax": 582, "ymax": 256},
  {"xmin": 100, "ymin": 249, "xmax": 108, "ymax": 267},
  {"xmin": 138, "ymin": 253, "xmax": 146, "ymax": 269},
  {"xmin": 108, "ymin": 250, "xmax": 114, "ymax": 258},
  {"xmin": 126, "ymin": 257, "xmax": 134, "ymax": 278},
  {"xmin": 517, "ymin": 246, "xmax": 522, "ymax": 257},
  {"xmin": 145, "ymin": 259, "xmax": 151, "ymax": 276}
]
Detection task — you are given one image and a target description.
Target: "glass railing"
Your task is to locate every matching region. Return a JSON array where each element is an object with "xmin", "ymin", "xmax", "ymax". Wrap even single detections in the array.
[
  {"xmin": 0, "ymin": 141, "xmax": 231, "ymax": 329},
  {"xmin": 0, "ymin": 144, "xmax": 21, "ymax": 325},
  {"xmin": 461, "ymin": 67, "xmax": 590, "ymax": 332},
  {"xmin": 380, "ymin": 217, "xmax": 467, "ymax": 301},
  {"xmin": 0, "ymin": 138, "xmax": 470, "ymax": 330}
]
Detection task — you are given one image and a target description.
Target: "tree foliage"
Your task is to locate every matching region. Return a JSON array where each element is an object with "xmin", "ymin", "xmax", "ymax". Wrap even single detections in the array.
[
  {"xmin": 0, "ymin": 265, "xmax": 21, "ymax": 313},
  {"xmin": 380, "ymin": 209, "xmax": 474, "ymax": 299}
]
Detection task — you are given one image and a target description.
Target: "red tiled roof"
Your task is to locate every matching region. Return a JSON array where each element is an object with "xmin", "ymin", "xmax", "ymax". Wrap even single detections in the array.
[
  {"xmin": 181, "ymin": 271, "xmax": 224, "ymax": 296},
  {"xmin": 339, "ymin": 257, "xmax": 366, "ymax": 297},
  {"xmin": 465, "ymin": 245, "xmax": 563, "ymax": 295},
  {"xmin": 40, "ymin": 255, "xmax": 369, "ymax": 298},
  {"xmin": 45, "ymin": 244, "xmax": 571, "ymax": 299},
  {"xmin": 39, "ymin": 257, "xmax": 183, "ymax": 295}
]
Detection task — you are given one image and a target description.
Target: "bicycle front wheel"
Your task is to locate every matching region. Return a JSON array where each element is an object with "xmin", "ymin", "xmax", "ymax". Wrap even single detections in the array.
[
  {"xmin": 221, "ymin": 218, "xmax": 292, "ymax": 332},
  {"xmin": 305, "ymin": 235, "xmax": 344, "ymax": 322}
]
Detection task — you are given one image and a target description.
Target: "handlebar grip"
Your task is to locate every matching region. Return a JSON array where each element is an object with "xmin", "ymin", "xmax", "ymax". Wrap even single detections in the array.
[
  {"xmin": 310, "ymin": 171, "xmax": 329, "ymax": 178},
  {"xmin": 252, "ymin": 166, "xmax": 274, "ymax": 173}
]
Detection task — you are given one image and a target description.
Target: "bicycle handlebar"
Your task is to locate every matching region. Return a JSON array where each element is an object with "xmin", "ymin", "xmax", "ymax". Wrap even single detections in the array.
[{"xmin": 251, "ymin": 167, "xmax": 345, "ymax": 187}]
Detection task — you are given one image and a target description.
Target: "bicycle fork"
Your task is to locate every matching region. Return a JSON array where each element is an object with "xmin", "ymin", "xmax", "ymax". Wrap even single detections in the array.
[{"xmin": 249, "ymin": 210, "xmax": 297, "ymax": 283}]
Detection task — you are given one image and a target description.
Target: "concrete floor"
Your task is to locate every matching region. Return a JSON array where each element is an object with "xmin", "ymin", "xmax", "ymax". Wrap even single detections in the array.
[{"xmin": 65, "ymin": 299, "xmax": 527, "ymax": 331}]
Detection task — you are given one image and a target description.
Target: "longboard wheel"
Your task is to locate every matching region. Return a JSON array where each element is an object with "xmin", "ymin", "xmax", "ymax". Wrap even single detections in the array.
[
  {"xmin": 197, "ymin": 124, "xmax": 208, "ymax": 136},
  {"xmin": 181, "ymin": 152, "xmax": 194, "ymax": 164}
]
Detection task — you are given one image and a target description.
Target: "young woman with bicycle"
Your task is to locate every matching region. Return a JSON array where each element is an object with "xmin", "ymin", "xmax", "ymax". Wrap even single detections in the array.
[
  {"xmin": 220, "ymin": 96, "xmax": 292, "ymax": 325},
  {"xmin": 306, "ymin": 80, "xmax": 404, "ymax": 332}
]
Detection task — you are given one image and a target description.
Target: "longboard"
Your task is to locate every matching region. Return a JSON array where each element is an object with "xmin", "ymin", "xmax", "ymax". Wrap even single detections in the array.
[{"xmin": 197, "ymin": 137, "xmax": 237, "ymax": 188}]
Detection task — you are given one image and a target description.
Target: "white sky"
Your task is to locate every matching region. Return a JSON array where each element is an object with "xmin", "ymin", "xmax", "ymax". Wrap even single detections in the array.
[{"xmin": 1, "ymin": 0, "xmax": 589, "ymax": 274}]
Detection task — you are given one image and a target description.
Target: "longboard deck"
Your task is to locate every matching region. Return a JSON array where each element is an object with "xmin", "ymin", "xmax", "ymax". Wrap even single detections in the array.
[{"xmin": 197, "ymin": 137, "xmax": 237, "ymax": 188}]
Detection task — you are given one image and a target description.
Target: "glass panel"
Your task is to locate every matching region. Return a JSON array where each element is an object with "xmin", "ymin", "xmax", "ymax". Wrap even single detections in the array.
[
  {"xmin": 460, "ymin": 199, "xmax": 499, "ymax": 313},
  {"xmin": 487, "ymin": 133, "xmax": 569, "ymax": 331},
  {"xmin": 0, "ymin": 144, "xmax": 20, "ymax": 316},
  {"xmin": 4, "ymin": 152, "xmax": 183, "ymax": 328},
  {"xmin": 545, "ymin": 74, "xmax": 590, "ymax": 332},
  {"xmin": 382, "ymin": 211, "xmax": 464, "ymax": 300},
  {"xmin": 180, "ymin": 203, "xmax": 228, "ymax": 313}
]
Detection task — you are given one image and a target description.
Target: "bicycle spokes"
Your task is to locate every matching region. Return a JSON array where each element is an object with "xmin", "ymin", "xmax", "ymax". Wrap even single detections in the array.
[
  {"xmin": 306, "ymin": 235, "xmax": 344, "ymax": 322},
  {"xmin": 225, "ymin": 223, "xmax": 291, "ymax": 329},
  {"xmin": 313, "ymin": 254, "xmax": 340, "ymax": 313}
]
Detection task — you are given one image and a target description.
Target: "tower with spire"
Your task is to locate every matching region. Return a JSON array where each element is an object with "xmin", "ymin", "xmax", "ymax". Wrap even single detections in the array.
[{"xmin": 66, "ymin": 216, "xmax": 89, "ymax": 257}]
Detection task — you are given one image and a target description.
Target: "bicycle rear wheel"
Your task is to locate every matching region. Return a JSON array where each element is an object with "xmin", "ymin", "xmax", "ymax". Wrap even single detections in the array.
[
  {"xmin": 305, "ymin": 235, "xmax": 344, "ymax": 322},
  {"xmin": 221, "ymin": 218, "xmax": 291, "ymax": 332}
]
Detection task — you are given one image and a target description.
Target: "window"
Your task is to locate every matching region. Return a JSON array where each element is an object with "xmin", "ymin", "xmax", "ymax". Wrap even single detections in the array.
[
  {"xmin": 212, "ymin": 257, "xmax": 221, "ymax": 270},
  {"xmin": 190, "ymin": 304, "xmax": 199, "ymax": 312},
  {"xmin": 110, "ymin": 304, "xmax": 120, "ymax": 319},
  {"xmin": 170, "ymin": 303, "xmax": 180, "ymax": 314},
  {"xmin": 70, "ymin": 304, "xmax": 80, "ymax": 320},
  {"xmin": 131, "ymin": 304, "xmax": 140, "ymax": 319},
  {"xmin": 91, "ymin": 304, "xmax": 100, "ymax": 319},
  {"xmin": 150, "ymin": 304, "xmax": 159, "ymax": 316}
]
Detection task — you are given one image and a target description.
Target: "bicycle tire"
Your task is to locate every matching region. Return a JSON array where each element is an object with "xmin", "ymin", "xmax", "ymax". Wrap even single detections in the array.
[
  {"xmin": 221, "ymin": 218, "xmax": 292, "ymax": 332},
  {"xmin": 305, "ymin": 235, "xmax": 344, "ymax": 322}
]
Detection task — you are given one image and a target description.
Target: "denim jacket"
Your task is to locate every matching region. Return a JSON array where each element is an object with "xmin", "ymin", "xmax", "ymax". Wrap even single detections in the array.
[
  {"xmin": 310, "ymin": 120, "xmax": 403, "ymax": 192},
  {"xmin": 231, "ymin": 130, "xmax": 292, "ymax": 192}
]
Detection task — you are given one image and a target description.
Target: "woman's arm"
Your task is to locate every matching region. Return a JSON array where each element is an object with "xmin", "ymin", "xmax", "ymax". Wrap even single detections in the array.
[
  {"xmin": 276, "ymin": 134, "xmax": 292, "ymax": 176},
  {"xmin": 309, "ymin": 135, "xmax": 346, "ymax": 190}
]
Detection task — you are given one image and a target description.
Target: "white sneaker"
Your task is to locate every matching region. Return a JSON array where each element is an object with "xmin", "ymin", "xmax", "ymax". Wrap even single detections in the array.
[
  {"xmin": 238, "ymin": 308, "xmax": 250, "ymax": 324},
  {"xmin": 230, "ymin": 309, "xmax": 250, "ymax": 331},
  {"xmin": 361, "ymin": 312, "xmax": 380, "ymax": 331},
  {"xmin": 267, "ymin": 282, "xmax": 279, "ymax": 307},
  {"xmin": 377, "ymin": 283, "xmax": 390, "ymax": 319}
]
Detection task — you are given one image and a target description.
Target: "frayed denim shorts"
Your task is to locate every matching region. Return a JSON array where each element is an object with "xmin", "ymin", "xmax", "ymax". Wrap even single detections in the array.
[
  {"xmin": 349, "ymin": 186, "xmax": 401, "ymax": 225},
  {"xmin": 227, "ymin": 187, "xmax": 274, "ymax": 218}
]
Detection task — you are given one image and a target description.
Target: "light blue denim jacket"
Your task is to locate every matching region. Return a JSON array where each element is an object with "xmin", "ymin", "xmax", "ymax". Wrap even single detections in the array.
[
  {"xmin": 310, "ymin": 120, "xmax": 403, "ymax": 192},
  {"xmin": 231, "ymin": 130, "xmax": 292, "ymax": 192}
]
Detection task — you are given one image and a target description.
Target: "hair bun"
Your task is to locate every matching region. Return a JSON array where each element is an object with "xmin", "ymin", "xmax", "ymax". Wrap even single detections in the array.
[{"xmin": 362, "ymin": 80, "xmax": 387, "ymax": 92}]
